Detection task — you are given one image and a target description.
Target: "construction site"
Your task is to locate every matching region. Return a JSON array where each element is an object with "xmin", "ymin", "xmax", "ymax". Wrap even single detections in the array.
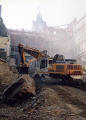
[{"xmin": 0, "ymin": 1, "xmax": 86, "ymax": 120}]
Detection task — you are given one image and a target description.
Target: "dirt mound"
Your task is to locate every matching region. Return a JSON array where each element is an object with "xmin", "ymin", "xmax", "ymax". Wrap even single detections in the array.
[
  {"xmin": 0, "ymin": 86, "xmax": 85, "ymax": 120},
  {"xmin": 25, "ymin": 87, "xmax": 84, "ymax": 120},
  {"xmin": 3, "ymin": 75, "xmax": 36, "ymax": 102},
  {"xmin": 40, "ymin": 87, "xmax": 60, "ymax": 105},
  {"xmin": 0, "ymin": 59, "xmax": 18, "ymax": 85},
  {"xmin": 31, "ymin": 87, "xmax": 67, "ymax": 120}
]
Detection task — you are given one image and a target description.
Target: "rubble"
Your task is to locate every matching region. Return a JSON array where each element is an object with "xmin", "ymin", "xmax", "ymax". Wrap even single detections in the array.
[
  {"xmin": 0, "ymin": 58, "xmax": 18, "ymax": 84},
  {"xmin": 21, "ymin": 86, "xmax": 86, "ymax": 120},
  {"xmin": 0, "ymin": 85, "xmax": 86, "ymax": 120},
  {"xmin": 0, "ymin": 59, "xmax": 36, "ymax": 102},
  {"xmin": 3, "ymin": 74, "xmax": 36, "ymax": 102}
]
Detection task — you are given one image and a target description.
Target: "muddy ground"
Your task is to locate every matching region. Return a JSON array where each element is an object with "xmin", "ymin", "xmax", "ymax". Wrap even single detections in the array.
[
  {"xmin": 0, "ymin": 84, "xmax": 86, "ymax": 120},
  {"xmin": 0, "ymin": 60, "xmax": 86, "ymax": 120}
]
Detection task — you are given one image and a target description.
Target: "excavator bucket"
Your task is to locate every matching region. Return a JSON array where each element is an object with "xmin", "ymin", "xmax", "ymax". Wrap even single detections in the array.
[{"xmin": 3, "ymin": 75, "xmax": 36, "ymax": 102}]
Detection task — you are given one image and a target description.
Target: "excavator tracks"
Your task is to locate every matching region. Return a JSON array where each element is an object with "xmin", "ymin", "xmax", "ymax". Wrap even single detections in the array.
[{"xmin": 35, "ymin": 74, "xmax": 86, "ymax": 91}]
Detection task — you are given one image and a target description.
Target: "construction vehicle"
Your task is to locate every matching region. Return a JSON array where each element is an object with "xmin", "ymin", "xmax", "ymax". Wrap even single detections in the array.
[
  {"xmin": 48, "ymin": 54, "xmax": 83, "ymax": 80},
  {"xmin": 18, "ymin": 44, "xmax": 83, "ymax": 81}
]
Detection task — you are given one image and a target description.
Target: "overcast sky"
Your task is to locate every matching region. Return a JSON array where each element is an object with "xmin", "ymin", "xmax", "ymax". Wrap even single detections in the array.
[{"xmin": 0, "ymin": 0, "xmax": 86, "ymax": 30}]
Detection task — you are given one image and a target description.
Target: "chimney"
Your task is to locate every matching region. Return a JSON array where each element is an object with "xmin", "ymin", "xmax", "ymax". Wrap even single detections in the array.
[{"xmin": 0, "ymin": 5, "xmax": 1, "ymax": 17}]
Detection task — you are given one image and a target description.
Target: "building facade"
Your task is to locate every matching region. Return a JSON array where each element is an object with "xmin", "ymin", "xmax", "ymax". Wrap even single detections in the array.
[
  {"xmin": 0, "ymin": 5, "xmax": 10, "ymax": 60},
  {"xmin": 0, "ymin": 36, "xmax": 10, "ymax": 60},
  {"xmin": 32, "ymin": 12, "xmax": 76, "ymax": 58},
  {"xmin": 32, "ymin": 12, "xmax": 47, "ymax": 32},
  {"xmin": 0, "ymin": 5, "xmax": 1, "ymax": 17},
  {"xmin": 73, "ymin": 15, "xmax": 86, "ymax": 65}
]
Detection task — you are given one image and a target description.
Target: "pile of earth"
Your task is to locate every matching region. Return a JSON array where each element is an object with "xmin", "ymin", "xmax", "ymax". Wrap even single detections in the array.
[
  {"xmin": 25, "ymin": 87, "xmax": 84, "ymax": 120},
  {"xmin": 0, "ymin": 87, "xmax": 84, "ymax": 120}
]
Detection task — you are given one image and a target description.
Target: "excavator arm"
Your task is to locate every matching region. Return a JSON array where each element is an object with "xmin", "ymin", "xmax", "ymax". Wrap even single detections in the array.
[{"xmin": 18, "ymin": 44, "xmax": 45, "ymax": 74}]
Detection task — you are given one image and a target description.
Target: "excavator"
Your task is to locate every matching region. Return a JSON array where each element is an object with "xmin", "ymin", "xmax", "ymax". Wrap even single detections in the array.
[
  {"xmin": 18, "ymin": 44, "xmax": 83, "ymax": 83},
  {"xmin": 48, "ymin": 54, "xmax": 83, "ymax": 77},
  {"xmin": 47, "ymin": 54, "xmax": 84, "ymax": 85}
]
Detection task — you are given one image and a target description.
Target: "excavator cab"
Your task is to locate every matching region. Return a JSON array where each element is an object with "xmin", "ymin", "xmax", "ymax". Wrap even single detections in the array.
[{"xmin": 40, "ymin": 59, "xmax": 48, "ymax": 69}]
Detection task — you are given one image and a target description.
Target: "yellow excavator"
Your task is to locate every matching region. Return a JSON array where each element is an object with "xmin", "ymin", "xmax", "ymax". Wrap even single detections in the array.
[
  {"xmin": 18, "ymin": 44, "xmax": 83, "ymax": 85},
  {"xmin": 48, "ymin": 54, "xmax": 83, "ymax": 78}
]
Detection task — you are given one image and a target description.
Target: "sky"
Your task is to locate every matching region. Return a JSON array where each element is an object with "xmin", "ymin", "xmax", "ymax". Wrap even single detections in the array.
[{"xmin": 0, "ymin": 0, "xmax": 86, "ymax": 30}]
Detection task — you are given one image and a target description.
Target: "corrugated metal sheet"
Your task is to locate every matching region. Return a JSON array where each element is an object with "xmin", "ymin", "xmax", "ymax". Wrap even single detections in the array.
[{"xmin": 0, "ymin": 37, "xmax": 9, "ymax": 48}]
